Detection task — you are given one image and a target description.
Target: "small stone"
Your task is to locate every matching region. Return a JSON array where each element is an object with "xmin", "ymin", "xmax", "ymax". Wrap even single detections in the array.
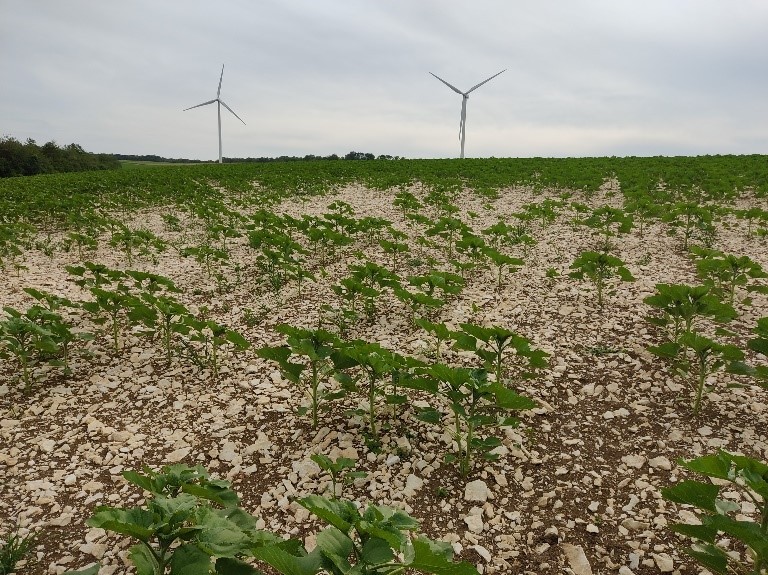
[
  {"xmin": 78, "ymin": 541, "xmax": 108, "ymax": 559},
  {"xmin": 39, "ymin": 438, "xmax": 56, "ymax": 453},
  {"xmin": 48, "ymin": 513, "xmax": 73, "ymax": 527},
  {"xmin": 219, "ymin": 441, "xmax": 241, "ymax": 464},
  {"xmin": 621, "ymin": 519, "xmax": 646, "ymax": 531},
  {"xmin": 81, "ymin": 481, "xmax": 103, "ymax": 493},
  {"xmin": 648, "ymin": 456, "xmax": 672, "ymax": 470},
  {"xmin": 653, "ymin": 553, "xmax": 674, "ymax": 572},
  {"xmin": 561, "ymin": 543, "xmax": 593, "ymax": 575},
  {"xmin": 292, "ymin": 459, "xmax": 321, "ymax": 479},
  {"xmin": 166, "ymin": 447, "xmax": 192, "ymax": 463},
  {"xmin": 618, "ymin": 567, "xmax": 635, "ymax": 575},
  {"xmin": 403, "ymin": 474, "xmax": 424, "ymax": 496},
  {"xmin": 621, "ymin": 455, "xmax": 646, "ymax": 469},
  {"xmin": 622, "ymin": 495, "xmax": 640, "ymax": 512},
  {"xmin": 464, "ymin": 514, "xmax": 484, "ymax": 534},
  {"xmin": 472, "ymin": 544, "xmax": 492, "ymax": 562},
  {"xmin": 385, "ymin": 454, "xmax": 401, "ymax": 466},
  {"xmin": 464, "ymin": 479, "xmax": 491, "ymax": 502}
]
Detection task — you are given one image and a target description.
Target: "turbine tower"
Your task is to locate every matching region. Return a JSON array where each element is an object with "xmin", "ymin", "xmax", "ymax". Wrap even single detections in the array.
[
  {"xmin": 183, "ymin": 64, "xmax": 246, "ymax": 163},
  {"xmin": 429, "ymin": 69, "xmax": 505, "ymax": 159}
]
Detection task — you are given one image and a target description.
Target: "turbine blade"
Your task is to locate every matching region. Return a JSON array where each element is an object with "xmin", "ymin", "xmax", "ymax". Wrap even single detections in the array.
[
  {"xmin": 217, "ymin": 64, "xmax": 224, "ymax": 98},
  {"xmin": 429, "ymin": 72, "xmax": 464, "ymax": 95},
  {"xmin": 219, "ymin": 100, "xmax": 246, "ymax": 125},
  {"xmin": 466, "ymin": 69, "xmax": 506, "ymax": 94},
  {"xmin": 183, "ymin": 99, "xmax": 217, "ymax": 111}
]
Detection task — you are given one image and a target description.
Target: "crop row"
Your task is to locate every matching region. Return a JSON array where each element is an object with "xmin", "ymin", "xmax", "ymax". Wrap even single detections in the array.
[{"xmin": 1, "ymin": 165, "xmax": 768, "ymax": 574}]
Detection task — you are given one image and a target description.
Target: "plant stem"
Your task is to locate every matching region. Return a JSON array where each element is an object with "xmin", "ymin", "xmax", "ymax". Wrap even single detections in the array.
[
  {"xmin": 453, "ymin": 411, "xmax": 463, "ymax": 470},
  {"xmin": 111, "ymin": 312, "xmax": 120, "ymax": 353},
  {"xmin": 368, "ymin": 373, "xmax": 377, "ymax": 439},
  {"xmin": 20, "ymin": 353, "xmax": 31, "ymax": 392},
  {"xmin": 311, "ymin": 362, "xmax": 319, "ymax": 430},
  {"xmin": 693, "ymin": 357, "xmax": 706, "ymax": 416},
  {"xmin": 463, "ymin": 419, "xmax": 474, "ymax": 478}
]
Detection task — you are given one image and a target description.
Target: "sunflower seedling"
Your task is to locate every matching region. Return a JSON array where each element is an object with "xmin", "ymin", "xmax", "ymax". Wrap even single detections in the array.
[
  {"xmin": 310, "ymin": 454, "xmax": 367, "ymax": 499},
  {"xmin": 662, "ymin": 451, "xmax": 768, "ymax": 575},
  {"xmin": 297, "ymin": 494, "xmax": 480, "ymax": 574},
  {"xmin": 578, "ymin": 205, "xmax": 634, "ymax": 252},
  {"xmin": 569, "ymin": 250, "xmax": 635, "ymax": 308},
  {"xmin": 63, "ymin": 464, "xmax": 319, "ymax": 575},
  {"xmin": 332, "ymin": 341, "xmax": 426, "ymax": 443},
  {"xmin": 649, "ymin": 331, "xmax": 744, "ymax": 415},
  {"xmin": 644, "ymin": 283, "xmax": 737, "ymax": 342},
  {"xmin": 0, "ymin": 307, "xmax": 60, "ymax": 391},
  {"xmin": 454, "ymin": 322, "xmax": 549, "ymax": 386},
  {"xmin": 256, "ymin": 325, "xmax": 345, "ymax": 429},
  {"xmin": 690, "ymin": 247, "xmax": 768, "ymax": 306},
  {"xmin": 416, "ymin": 365, "xmax": 536, "ymax": 477}
]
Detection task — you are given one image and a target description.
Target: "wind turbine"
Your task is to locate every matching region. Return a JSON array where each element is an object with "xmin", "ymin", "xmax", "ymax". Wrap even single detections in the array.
[
  {"xmin": 183, "ymin": 64, "xmax": 246, "ymax": 163},
  {"xmin": 429, "ymin": 69, "xmax": 505, "ymax": 159}
]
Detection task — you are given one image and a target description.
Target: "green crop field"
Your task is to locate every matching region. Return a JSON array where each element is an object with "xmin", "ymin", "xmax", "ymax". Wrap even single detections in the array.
[{"xmin": 1, "ymin": 157, "xmax": 767, "ymax": 575}]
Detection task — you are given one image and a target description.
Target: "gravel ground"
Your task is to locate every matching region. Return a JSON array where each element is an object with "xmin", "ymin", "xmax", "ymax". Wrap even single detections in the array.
[{"xmin": 1, "ymin": 182, "xmax": 767, "ymax": 575}]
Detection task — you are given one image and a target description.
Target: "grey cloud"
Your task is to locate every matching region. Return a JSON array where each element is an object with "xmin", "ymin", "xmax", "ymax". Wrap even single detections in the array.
[{"xmin": 1, "ymin": 0, "xmax": 766, "ymax": 159}]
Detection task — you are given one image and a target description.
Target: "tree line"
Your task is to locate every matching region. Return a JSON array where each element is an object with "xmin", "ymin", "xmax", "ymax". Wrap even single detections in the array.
[
  {"xmin": 114, "ymin": 151, "xmax": 402, "ymax": 163},
  {"xmin": 0, "ymin": 137, "xmax": 121, "ymax": 178}
]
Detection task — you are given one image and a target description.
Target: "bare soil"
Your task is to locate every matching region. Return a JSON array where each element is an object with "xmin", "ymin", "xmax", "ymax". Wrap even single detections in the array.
[{"xmin": 1, "ymin": 182, "xmax": 767, "ymax": 575}]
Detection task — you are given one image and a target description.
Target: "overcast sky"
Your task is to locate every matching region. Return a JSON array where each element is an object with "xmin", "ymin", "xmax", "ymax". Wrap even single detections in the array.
[{"xmin": 2, "ymin": 1, "xmax": 767, "ymax": 160}]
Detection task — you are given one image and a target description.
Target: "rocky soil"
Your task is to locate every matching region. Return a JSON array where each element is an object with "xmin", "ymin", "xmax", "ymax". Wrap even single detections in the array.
[{"xmin": 1, "ymin": 182, "xmax": 767, "ymax": 575}]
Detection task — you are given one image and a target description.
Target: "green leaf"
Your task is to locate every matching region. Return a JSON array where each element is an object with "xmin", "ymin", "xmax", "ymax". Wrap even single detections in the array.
[
  {"xmin": 406, "ymin": 535, "xmax": 480, "ymax": 575},
  {"xmin": 360, "ymin": 537, "xmax": 395, "ymax": 566},
  {"xmin": 617, "ymin": 266, "xmax": 635, "ymax": 281},
  {"xmin": 684, "ymin": 545, "xmax": 729, "ymax": 575},
  {"xmin": 298, "ymin": 495, "xmax": 355, "ymax": 533},
  {"xmin": 87, "ymin": 507, "xmax": 156, "ymax": 541},
  {"xmin": 491, "ymin": 384, "xmax": 537, "ymax": 410},
  {"xmin": 648, "ymin": 340, "xmax": 682, "ymax": 359},
  {"xmin": 215, "ymin": 557, "xmax": 266, "ymax": 575},
  {"xmin": 416, "ymin": 408, "xmax": 442, "ymax": 424},
  {"xmin": 152, "ymin": 493, "xmax": 199, "ymax": 525},
  {"xmin": 250, "ymin": 545, "xmax": 321, "ymax": 575},
  {"xmin": 195, "ymin": 507, "xmax": 253, "ymax": 557},
  {"xmin": 385, "ymin": 393, "xmax": 408, "ymax": 405},
  {"xmin": 128, "ymin": 543, "xmax": 159, "ymax": 575},
  {"xmin": 703, "ymin": 514, "xmax": 768, "ymax": 555},
  {"xmin": 219, "ymin": 507, "xmax": 265, "ymax": 536},
  {"xmin": 669, "ymin": 522, "xmax": 718, "ymax": 543},
  {"xmin": 225, "ymin": 330, "xmax": 251, "ymax": 349},
  {"xmin": 310, "ymin": 453, "xmax": 333, "ymax": 470},
  {"xmin": 661, "ymin": 480, "xmax": 720, "ymax": 512},
  {"xmin": 183, "ymin": 482, "xmax": 240, "ymax": 508},
  {"xmin": 678, "ymin": 453, "xmax": 731, "ymax": 480},
  {"xmin": 169, "ymin": 543, "xmax": 212, "ymax": 575},
  {"xmin": 315, "ymin": 527, "xmax": 353, "ymax": 572},
  {"xmin": 749, "ymin": 337, "xmax": 768, "ymax": 357}
]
